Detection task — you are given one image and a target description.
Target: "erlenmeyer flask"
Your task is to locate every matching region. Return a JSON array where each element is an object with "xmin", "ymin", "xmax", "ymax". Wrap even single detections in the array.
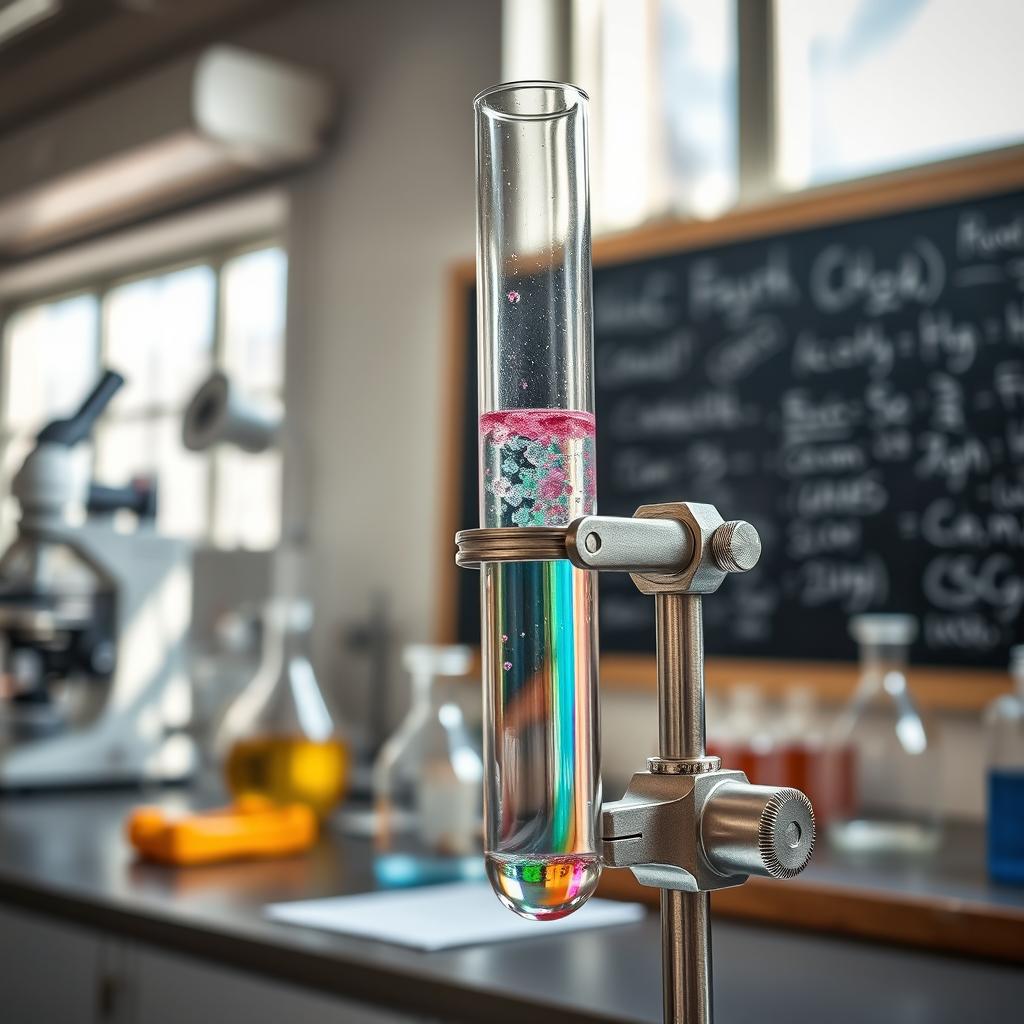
[
  {"xmin": 218, "ymin": 597, "xmax": 350, "ymax": 817},
  {"xmin": 828, "ymin": 614, "xmax": 941, "ymax": 854},
  {"xmin": 373, "ymin": 644, "xmax": 484, "ymax": 885}
]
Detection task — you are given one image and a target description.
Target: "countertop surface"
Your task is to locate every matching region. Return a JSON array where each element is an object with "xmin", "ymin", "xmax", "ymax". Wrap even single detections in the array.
[
  {"xmin": 0, "ymin": 785, "xmax": 1022, "ymax": 1024},
  {"xmin": 777, "ymin": 817, "xmax": 1024, "ymax": 910}
]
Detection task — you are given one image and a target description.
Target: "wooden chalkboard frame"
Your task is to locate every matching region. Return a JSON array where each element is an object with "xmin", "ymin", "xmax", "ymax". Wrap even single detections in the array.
[{"xmin": 436, "ymin": 146, "xmax": 1024, "ymax": 711}]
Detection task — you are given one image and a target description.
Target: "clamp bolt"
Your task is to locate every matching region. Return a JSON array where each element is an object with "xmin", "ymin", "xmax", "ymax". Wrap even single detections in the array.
[{"xmin": 711, "ymin": 521, "xmax": 761, "ymax": 574}]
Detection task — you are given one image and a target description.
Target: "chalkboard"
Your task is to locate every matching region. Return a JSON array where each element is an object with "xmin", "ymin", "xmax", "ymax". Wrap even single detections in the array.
[{"xmin": 441, "ymin": 158, "xmax": 1024, "ymax": 672}]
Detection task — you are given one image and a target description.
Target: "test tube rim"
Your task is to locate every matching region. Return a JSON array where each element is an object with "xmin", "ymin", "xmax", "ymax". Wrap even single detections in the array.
[{"xmin": 474, "ymin": 80, "xmax": 589, "ymax": 122}]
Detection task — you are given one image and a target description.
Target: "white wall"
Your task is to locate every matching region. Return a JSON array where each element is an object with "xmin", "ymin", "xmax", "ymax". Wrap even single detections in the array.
[{"xmin": 232, "ymin": 0, "xmax": 502, "ymax": 732}]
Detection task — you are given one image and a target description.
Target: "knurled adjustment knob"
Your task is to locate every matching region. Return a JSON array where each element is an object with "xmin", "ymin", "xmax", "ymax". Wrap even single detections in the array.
[
  {"xmin": 758, "ymin": 788, "xmax": 816, "ymax": 879},
  {"xmin": 701, "ymin": 782, "xmax": 815, "ymax": 880},
  {"xmin": 711, "ymin": 520, "xmax": 761, "ymax": 574}
]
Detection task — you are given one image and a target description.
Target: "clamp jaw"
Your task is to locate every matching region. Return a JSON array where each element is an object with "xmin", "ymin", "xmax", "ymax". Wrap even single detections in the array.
[{"xmin": 603, "ymin": 769, "xmax": 814, "ymax": 891}]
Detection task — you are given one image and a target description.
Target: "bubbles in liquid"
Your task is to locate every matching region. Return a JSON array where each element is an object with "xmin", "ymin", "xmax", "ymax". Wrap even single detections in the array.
[{"xmin": 486, "ymin": 852, "xmax": 602, "ymax": 921}]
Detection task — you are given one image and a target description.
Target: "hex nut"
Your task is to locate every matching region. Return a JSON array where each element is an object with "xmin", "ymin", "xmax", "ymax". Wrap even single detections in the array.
[{"xmin": 630, "ymin": 502, "xmax": 728, "ymax": 596}]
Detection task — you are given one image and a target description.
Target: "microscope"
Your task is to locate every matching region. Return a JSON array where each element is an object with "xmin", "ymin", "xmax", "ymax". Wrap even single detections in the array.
[{"xmin": 0, "ymin": 371, "xmax": 195, "ymax": 788}]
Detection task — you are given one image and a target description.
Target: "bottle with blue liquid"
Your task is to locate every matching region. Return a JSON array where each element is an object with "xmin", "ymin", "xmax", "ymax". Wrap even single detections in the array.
[{"xmin": 986, "ymin": 646, "xmax": 1024, "ymax": 885}]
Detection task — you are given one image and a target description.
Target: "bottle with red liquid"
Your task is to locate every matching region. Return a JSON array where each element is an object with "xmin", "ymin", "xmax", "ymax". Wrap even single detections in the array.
[
  {"xmin": 774, "ymin": 687, "xmax": 854, "ymax": 826},
  {"xmin": 775, "ymin": 687, "xmax": 819, "ymax": 793},
  {"xmin": 709, "ymin": 685, "xmax": 780, "ymax": 785}
]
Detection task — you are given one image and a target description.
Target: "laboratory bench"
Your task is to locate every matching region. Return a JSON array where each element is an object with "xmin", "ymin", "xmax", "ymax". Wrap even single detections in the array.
[
  {"xmin": 0, "ymin": 787, "xmax": 1021, "ymax": 1024},
  {"xmin": 602, "ymin": 814, "xmax": 1024, "ymax": 966}
]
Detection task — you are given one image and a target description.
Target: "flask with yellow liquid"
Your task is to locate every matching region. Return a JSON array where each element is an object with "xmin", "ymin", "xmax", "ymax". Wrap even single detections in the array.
[{"xmin": 218, "ymin": 597, "xmax": 349, "ymax": 817}]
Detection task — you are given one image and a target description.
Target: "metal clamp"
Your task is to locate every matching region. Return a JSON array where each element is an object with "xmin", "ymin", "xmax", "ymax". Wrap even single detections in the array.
[
  {"xmin": 455, "ymin": 501, "xmax": 813, "ymax": 1024},
  {"xmin": 455, "ymin": 506, "xmax": 761, "ymax": 583},
  {"xmin": 602, "ymin": 769, "xmax": 814, "ymax": 888},
  {"xmin": 454, "ymin": 526, "xmax": 567, "ymax": 567}
]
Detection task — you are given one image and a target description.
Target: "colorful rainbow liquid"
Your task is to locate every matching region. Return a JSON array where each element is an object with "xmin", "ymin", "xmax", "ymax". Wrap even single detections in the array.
[{"xmin": 480, "ymin": 409, "xmax": 601, "ymax": 920}]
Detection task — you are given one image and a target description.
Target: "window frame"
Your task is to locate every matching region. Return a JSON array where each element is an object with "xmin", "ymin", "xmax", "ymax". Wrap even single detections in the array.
[
  {"xmin": 0, "ymin": 231, "xmax": 285, "ymax": 543},
  {"xmin": 736, "ymin": 0, "xmax": 778, "ymax": 203}
]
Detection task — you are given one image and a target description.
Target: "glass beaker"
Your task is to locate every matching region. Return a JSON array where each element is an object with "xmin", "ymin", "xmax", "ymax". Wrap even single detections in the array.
[
  {"xmin": 475, "ymin": 81, "xmax": 601, "ymax": 919},
  {"xmin": 828, "ymin": 614, "xmax": 941, "ymax": 854},
  {"xmin": 373, "ymin": 644, "xmax": 484, "ymax": 885},
  {"xmin": 219, "ymin": 597, "xmax": 349, "ymax": 817}
]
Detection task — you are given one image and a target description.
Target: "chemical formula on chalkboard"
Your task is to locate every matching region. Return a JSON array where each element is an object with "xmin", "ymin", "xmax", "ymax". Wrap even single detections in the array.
[{"xmin": 453, "ymin": 187, "xmax": 1024, "ymax": 668}]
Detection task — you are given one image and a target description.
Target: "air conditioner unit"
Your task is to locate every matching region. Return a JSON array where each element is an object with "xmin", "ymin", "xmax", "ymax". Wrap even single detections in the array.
[{"xmin": 0, "ymin": 44, "xmax": 332, "ymax": 257}]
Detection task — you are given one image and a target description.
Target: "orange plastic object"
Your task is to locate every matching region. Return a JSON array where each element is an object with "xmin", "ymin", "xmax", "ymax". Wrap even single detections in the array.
[{"xmin": 127, "ymin": 796, "xmax": 318, "ymax": 866}]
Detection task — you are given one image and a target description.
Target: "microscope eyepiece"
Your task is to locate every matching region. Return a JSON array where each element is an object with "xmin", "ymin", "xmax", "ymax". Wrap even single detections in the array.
[{"xmin": 36, "ymin": 370, "xmax": 125, "ymax": 447}]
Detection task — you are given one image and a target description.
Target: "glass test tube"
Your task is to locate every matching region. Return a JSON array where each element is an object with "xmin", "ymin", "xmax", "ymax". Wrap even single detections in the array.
[{"xmin": 474, "ymin": 82, "xmax": 601, "ymax": 920}]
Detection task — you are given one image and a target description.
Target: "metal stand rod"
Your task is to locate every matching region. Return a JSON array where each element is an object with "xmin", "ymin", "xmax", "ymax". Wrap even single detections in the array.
[
  {"xmin": 656, "ymin": 593, "xmax": 713, "ymax": 1024},
  {"xmin": 656, "ymin": 593, "xmax": 705, "ymax": 759},
  {"xmin": 662, "ymin": 891, "xmax": 712, "ymax": 1024}
]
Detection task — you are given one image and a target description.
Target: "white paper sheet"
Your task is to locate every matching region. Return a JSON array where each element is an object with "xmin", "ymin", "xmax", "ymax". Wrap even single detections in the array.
[{"xmin": 265, "ymin": 882, "xmax": 646, "ymax": 951}]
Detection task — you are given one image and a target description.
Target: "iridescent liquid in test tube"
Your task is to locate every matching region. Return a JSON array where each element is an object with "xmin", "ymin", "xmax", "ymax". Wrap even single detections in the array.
[{"xmin": 480, "ymin": 409, "xmax": 601, "ymax": 919}]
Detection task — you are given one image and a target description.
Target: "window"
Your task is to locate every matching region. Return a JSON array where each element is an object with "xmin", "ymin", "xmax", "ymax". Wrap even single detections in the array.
[
  {"xmin": 2, "ymin": 293, "xmax": 99, "ymax": 530},
  {"xmin": 99, "ymin": 263, "xmax": 217, "ymax": 540},
  {"xmin": 776, "ymin": 0, "xmax": 1024, "ymax": 190},
  {"xmin": 213, "ymin": 247, "xmax": 288, "ymax": 550},
  {"xmin": 576, "ymin": 0, "xmax": 737, "ymax": 229},
  {"xmin": 573, "ymin": 0, "xmax": 1024, "ymax": 230},
  {"xmin": 0, "ymin": 244, "xmax": 287, "ymax": 549}
]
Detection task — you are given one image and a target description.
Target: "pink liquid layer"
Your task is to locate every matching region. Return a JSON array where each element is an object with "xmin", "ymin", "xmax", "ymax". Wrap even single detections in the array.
[
  {"xmin": 480, "ymin": 408, "xmax": 597, "ymax": 444},
  {"xmin": 480, "ymin": 408, "xmax": 596, "ymax": 528}
]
